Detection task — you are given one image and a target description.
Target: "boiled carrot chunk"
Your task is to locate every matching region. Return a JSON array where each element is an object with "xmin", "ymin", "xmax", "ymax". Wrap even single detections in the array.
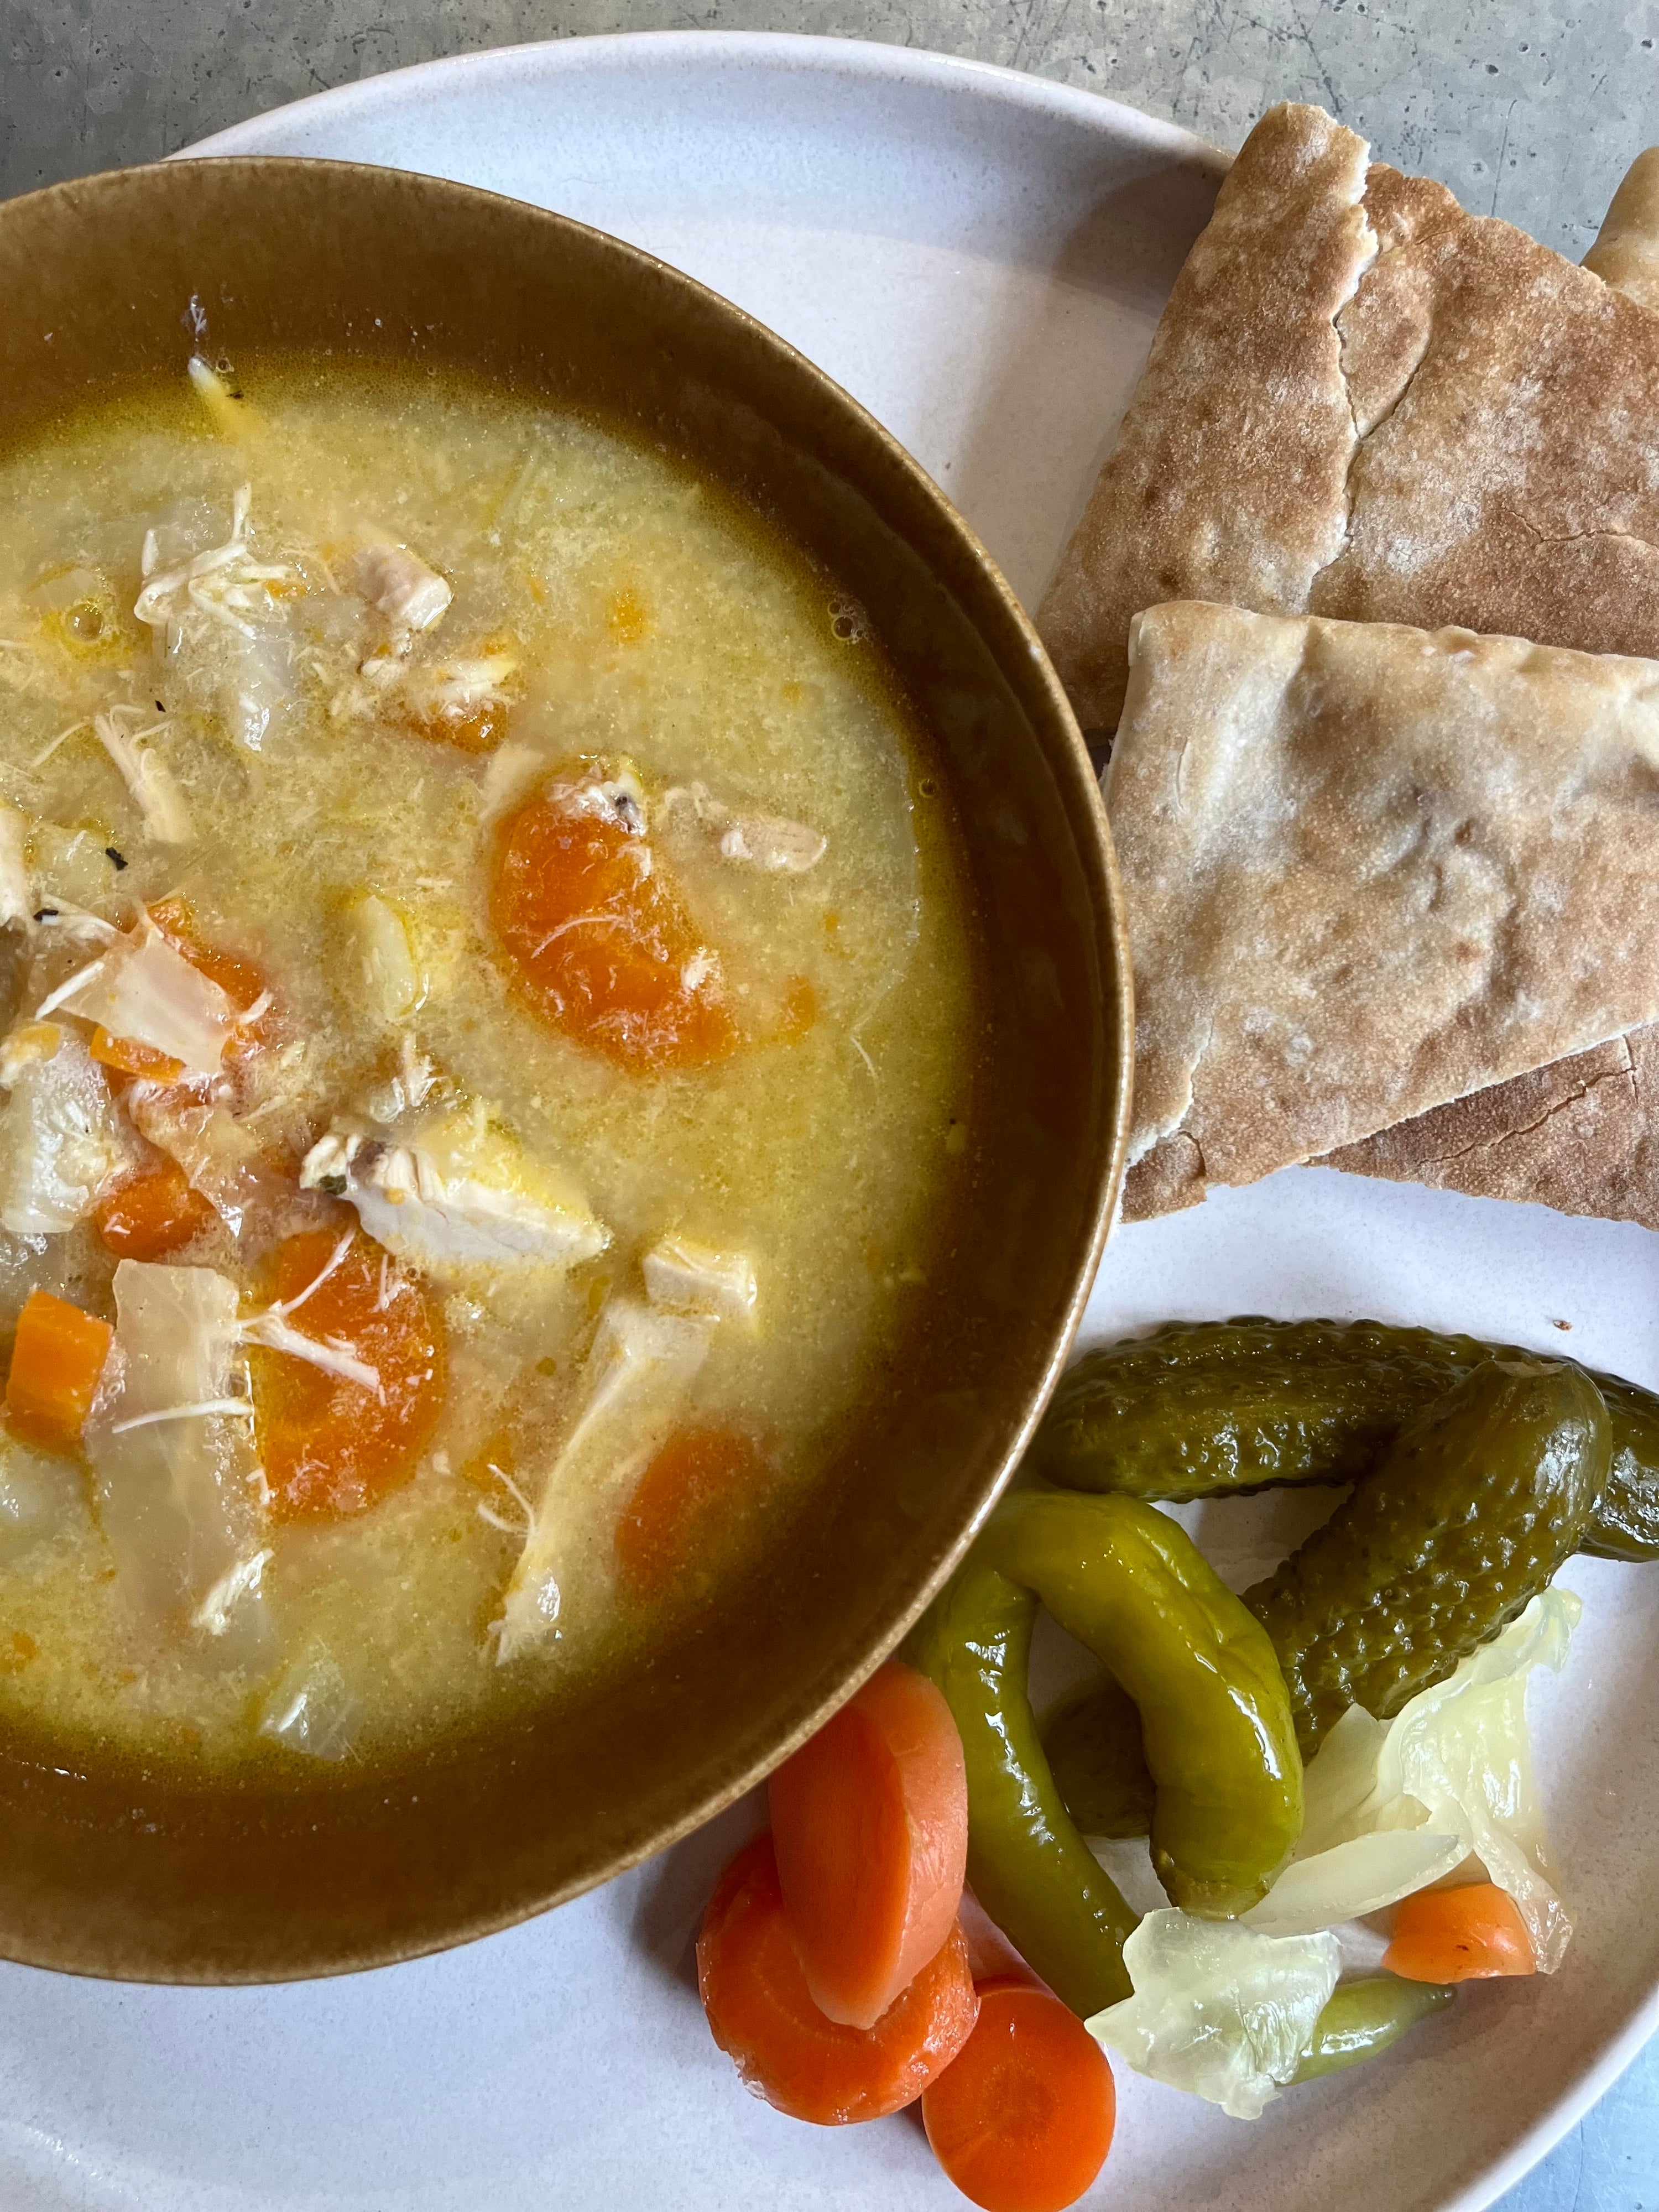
[{"xmin": 5, "ymin": 1288, "xmax": 113, "ymax": 1453}]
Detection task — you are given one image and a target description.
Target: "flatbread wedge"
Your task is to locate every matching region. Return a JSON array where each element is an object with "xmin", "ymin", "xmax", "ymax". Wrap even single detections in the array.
[
  {"xmin": 1112, "ymin": 603, "xmax": 1659, "ymax": 1216},
  {"xmin": 1041, "ymin": 102, "xmax": 1659, "ymax": 734}
]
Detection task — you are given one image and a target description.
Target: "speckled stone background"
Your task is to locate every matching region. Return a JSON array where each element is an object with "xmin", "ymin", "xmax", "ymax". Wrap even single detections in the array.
[{"xmin": 2, "ymin": 2, "xmax": 1657, "ymax": 2206}]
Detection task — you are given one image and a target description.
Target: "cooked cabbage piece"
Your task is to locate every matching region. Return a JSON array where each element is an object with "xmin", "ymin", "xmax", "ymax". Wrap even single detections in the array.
[
  {"xmin": 0, "ymin": 1022, "xmax": 131, "ymax": 1234},
  {"xmin": 86, "ymin": 1260, "xmax": 268, "ymax": 1649}
]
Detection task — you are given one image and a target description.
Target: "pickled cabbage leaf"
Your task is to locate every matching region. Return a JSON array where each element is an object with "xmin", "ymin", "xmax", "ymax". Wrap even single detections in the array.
[
  {"xmin": 0, "ymin": 1023, "xmax": 131, "ymax": 1233},
  {"xmin": 259, "ymin": 1642, "xmax": 356, "ymax": 1760},
  {"xmin": 1295, "ymin": 1588, "xmax": 1580, "ymax": 1970},
  {"xmin": 1241, "ymin": 1828, "xmax": 1467, "ymax": 1938},
  {"xmin": 1088, "ymin": 1909, "xmax": 1340, "ymax": 2120}
]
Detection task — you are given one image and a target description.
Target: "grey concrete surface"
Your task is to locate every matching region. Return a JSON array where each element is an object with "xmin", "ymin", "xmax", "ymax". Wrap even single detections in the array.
[{"xmin": 2, "ymin": 2, "xmax": 1658, "ymax": 2208}]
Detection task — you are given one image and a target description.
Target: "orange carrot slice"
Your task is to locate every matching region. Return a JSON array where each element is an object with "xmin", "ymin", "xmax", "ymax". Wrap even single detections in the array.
[
  {"xmin": 4, "ymin": 1288, "xmax": 113, "ymax": 1453},
  {"xmin": 769, "ymin": 1658, "xmax": 969, "ymax": 2028},
  {"xmin": 614, "ymin": 1426, "xmax": 766, "ymax": 1597},
  {"xmin": 697, "ymin": 1832, "xmax": 978, "ymax": 2124},
  {"xmin": 922, "ymin": 1976, "xmax": 1116, "ymax": 2212},
  {"xmin": 146, "ymin": 895, "xmax": 267, "ymax": 1016},
  {"xmin": 1383, "ymin": 1882, "xmax": 1537, "ymax": 1982},
  {"xmin": 89, "ymin": 1028, "xmax": 187, "ymax": 1084},
  {"xmin": 251, "ymin": 1227, "xmax": 445, "ymax": 1520},
  {"xmin": 491, "ymin": 773, "xmax": 737, "ymax": 1073},
  {"xmin": 92, "ymin": 1160, "xmax": 216, "ymax": 1260}
]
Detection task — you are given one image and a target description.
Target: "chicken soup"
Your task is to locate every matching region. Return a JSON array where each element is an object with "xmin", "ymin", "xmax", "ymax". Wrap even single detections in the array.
[{"xmin": 0, "ymin": 357, "xmax": 983, "ymax": 1771}]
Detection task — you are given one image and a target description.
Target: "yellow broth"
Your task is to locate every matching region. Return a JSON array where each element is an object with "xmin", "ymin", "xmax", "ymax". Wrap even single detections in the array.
[{"xmin": 0, "ymin": 358, "xmax": 984, "ymax": 1771}]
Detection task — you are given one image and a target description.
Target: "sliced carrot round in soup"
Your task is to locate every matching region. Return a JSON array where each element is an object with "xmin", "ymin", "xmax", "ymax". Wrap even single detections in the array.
[
  {"xmin": 251, "ymin": 1227, "xmax": 445, "ymax": 1521},
  {"xmin": 769, "ymin": 1658, "xmax": 971, "ymax": 2030},
  {"xmin": 615, "ymin": 1426, "xmax": 766, "ymax": 1597},
  {"xmin": 490, "ymin": 770, "xmax": 737, "ymax": 1073},
  {"xmin": 93, "ymin": 1159, "xmax": 216, "ymax": 1259}
]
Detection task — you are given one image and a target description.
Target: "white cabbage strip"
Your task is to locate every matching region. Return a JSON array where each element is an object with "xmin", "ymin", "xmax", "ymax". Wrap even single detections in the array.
[
  {"xmin": 258, "ymin": 1641, "xmax": 357, "ymax": 1761},
  {"xmin": 0, "ymin": 1023, "xmax": 131, "ymax": 1234},
  {"xmin": 50, "ymin": 917, "xmax": 237, "ymax": 1076},
  {"xmin": 86, "ymin": 1261, "xmax": 268, "ymax": 1651},
  {"xmin": 494, "ymin": 1296, "xmax": 714, "ymax": 1662}
]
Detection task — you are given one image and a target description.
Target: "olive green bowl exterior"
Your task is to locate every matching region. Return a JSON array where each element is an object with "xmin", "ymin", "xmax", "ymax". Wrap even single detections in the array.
[{"xmin": 0, "ymin": 156, "xmax": 1131, "ymax": 1981}]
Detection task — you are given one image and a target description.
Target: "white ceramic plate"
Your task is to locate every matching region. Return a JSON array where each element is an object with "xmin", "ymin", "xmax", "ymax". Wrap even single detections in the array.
[{"xmin": 1, "ymin": 32, "xmax": 1654, "ymax": 2212}]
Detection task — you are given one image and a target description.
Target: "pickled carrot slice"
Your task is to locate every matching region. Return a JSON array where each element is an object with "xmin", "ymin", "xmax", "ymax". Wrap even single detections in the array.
[
  {"xmin": 769, "ymin": 1660, "xmax": 970, "ymax": 2030},
  {"xmin": 697, "ymin": 1832, "xmax": 978, "ymax": 2125}
]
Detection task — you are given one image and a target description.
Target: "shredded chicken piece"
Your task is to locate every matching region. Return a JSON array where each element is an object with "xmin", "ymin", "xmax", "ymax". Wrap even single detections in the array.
[
  {"xmin": 494, "ymin": 1296, "xmax": 714, "ymax": 1662},
  {"xmin": 89, "ymin": 708, "xmax": 192, "ymax": 844},
  {"xmin": 191, "ymin": 1545, "xmax": 273, "ymax": 1637},
  {"xmin": 664, "ymin": 781, "xmax": 826, "ymax": 873},
  {"xmin": 642, "ymin": 1234, "xmax": 758, "ymax": 1323},
  {"xmin": 237, "ymin": 1307, "xmax": 381, "ymax": 1392},
  {"xmin": 346, "ymin": 892, "xmax": 425, "ymax": 1022},
  {"xmin": 133, "ymin": 484, "xmax": 294, "ymax": 646}
]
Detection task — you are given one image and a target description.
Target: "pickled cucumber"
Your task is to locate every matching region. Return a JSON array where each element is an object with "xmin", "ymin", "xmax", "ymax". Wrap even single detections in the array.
[
  {"xmin": 1246, "ymin": 1359, "xmax": 1608, "ymax": 1752},
  {"xmin": 1034, "ymin": 1317, "xmax": 1658, "ymax": 1560},
  {"xmin": 1043, "ymin": 1672, "xmax": 1152, "ymax": 1839}
]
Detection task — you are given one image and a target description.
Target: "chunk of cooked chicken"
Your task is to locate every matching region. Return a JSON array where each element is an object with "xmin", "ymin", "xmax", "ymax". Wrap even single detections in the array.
[
  {"xmin": 300, "ymin": 1099, "xmax": 610, "ymax": 1280},
  {"xmin": 352, "ymin": 535, "xmax": 453, "ymax": 649},
  {"xmin": 0, "ymin": 1022, "xmax": 132, "ymax": 1234},
  {"xmin": 44, "ymin": 914, "xmax": 239, "ymax": 1077},
  {"xmin": 494, "ymin": 1295, "xmax": 713, "ymax": 1662},
  {"xmin": 664, "ymin": 781, "xmax": 826, "ymax": 873},
  {"xmin": 85, "ymin": 1260, "xmax": 269, "ymax": 1653},
  {"xmin": 641, "ymin": 1234, "xmax": 758, "ymax": 1323}
]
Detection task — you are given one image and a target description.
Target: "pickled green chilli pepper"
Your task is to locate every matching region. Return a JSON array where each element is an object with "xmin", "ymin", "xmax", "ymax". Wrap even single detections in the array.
[
  {"xmin": 1248, "ymin": 1358, "xmax": 1607, "ymax": 1751},
  {"xmin": 1042, "ymin": 1671, "xmax": 1152, "ymax": 1840},
  {"xmin": 1033, "ymin": 1316, "xmax": 1656, "ymax": 1558},
  {"xmin": 1292, "ymin": 1978, "xmax": 1455, "ymax": 2083},
  {"xmin": 909, "ymin": 1488, "xmax": 1302, "ymax": 2016}
]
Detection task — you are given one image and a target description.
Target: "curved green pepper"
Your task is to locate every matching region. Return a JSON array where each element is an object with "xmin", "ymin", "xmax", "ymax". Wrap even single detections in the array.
[
  {"xmin": 909, "ymin": 1488, "xmax": 1303, "ymax": 2016},
  {"xmin": 1292, "ymin": 1977, "xmax": 1455, "ymax": 2083}
]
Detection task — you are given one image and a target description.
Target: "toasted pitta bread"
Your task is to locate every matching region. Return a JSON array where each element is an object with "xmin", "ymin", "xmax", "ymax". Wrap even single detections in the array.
[{"xmin": 1111, "ymin": 603, "xmax": 1659, "ymax": 1204}]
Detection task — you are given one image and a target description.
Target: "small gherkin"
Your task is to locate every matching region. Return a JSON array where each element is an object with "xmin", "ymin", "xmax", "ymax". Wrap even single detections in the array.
[{"xmin": 1244, "ymin": 1358, "xmax": 1608, "ymax": 1754}]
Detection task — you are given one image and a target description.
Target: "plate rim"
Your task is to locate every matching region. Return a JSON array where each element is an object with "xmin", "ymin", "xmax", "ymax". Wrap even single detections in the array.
[{"xmin": 75, "ymin": 27, "xmax": 1654, "ymax": 2212}]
